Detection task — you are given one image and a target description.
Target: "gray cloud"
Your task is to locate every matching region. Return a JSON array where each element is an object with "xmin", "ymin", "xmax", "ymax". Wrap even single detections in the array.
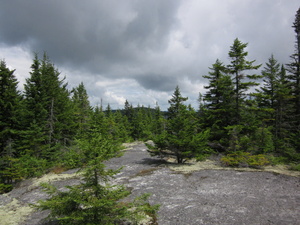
[
  {"xmin": 0, "ymin": 0, "xmax": 180, "ymax": 74},
  {"xmin": 135, "ymin": 73, "xmax": 177, "ymax": 92},
  {"xmin": 0, "ymin": 0, "xmax": 299, "ymax": 110}
]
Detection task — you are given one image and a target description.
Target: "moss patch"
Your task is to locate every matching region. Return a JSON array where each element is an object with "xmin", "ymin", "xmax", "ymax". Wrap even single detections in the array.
[
  {"xmin": 0, "ymin": 198, "xmax": 33, "ymax": 225},
  {"xmin": 28, "ymin": 171, "xmax": 81, "ymax": 191},
  {"xmin": 168, "ymin": 159, "xmax": 300, "ymax": 177}
]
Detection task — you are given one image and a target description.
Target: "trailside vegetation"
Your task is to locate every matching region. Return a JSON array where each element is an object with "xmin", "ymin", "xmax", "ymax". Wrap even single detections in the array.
[
  {"xmin": 35, "ymin": 132, "xmax": 159, "ymax": 225},
  {"xmin": 0, "ymin": 7, "xmax": 300, "ymax": 220}
]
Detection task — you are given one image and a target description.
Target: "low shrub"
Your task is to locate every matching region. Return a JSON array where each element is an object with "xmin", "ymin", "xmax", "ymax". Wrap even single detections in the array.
[
  {"xmin": 16, "ymin": 154, "xmax": 48, "ymax": 178},
  {"xmin": 58, "ymin": 146, "xmax": 84, "ymax": 169},
  {"xmin": 0, "ymin": 183, "xmax": 13, "ymax": 194},
  {"xmin": 290, "ymin": 163, "xmax": 300, "ymax": 171},
  {"xmin": 220, "ymin": 151, "xmax": 270, "ymax": 168}
]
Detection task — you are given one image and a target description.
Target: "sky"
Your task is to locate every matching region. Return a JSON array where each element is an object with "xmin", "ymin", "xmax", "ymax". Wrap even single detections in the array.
[{"xmin": 0, "ymin": 0, "xmax": 299, "ymax": 110}]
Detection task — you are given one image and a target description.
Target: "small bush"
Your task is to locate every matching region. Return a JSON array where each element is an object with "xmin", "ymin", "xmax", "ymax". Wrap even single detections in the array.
[
  {"xmin": 290, "ymin": 163, "xmax": 300, "ymax": 171},
  {"xmin": 59, "ymin": 146, "xmax": 84, "ymax": 169},
  {"xmin": 16, "ymin": 155, "xmax": 48, "ymax": 178},
  {"xmin": 268, "ymin": 155, "xmax": 289, "ymax": 165},
  {"xmin": 221, "ymin": 151, "xmax": 270, "ymax": 168},
  {"xmin": 0, "ymin": 183, "xmax": 13, "ymax": 194},
  {"xmin": 196, "ymin": 154, "xmax": 210, "ymax": 162}
]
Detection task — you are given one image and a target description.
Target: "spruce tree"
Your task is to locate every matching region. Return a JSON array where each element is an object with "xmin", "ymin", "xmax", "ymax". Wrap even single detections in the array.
[
  {"xmin": 227, "ymin": 38, "xmax": 261, "ymax": 124},
  {"xmin": 113, "ymin": 110, "xmax": 131, "ymax": 142},
  {"xmin": 287, "ymin": 7, "xmax": 300, "ymax": 153},
  {"xmin": 0, "ymin": 60, "xmax": 21, "ymax": 156},
  {"xmin": 255, "ymin": 55, "xmax": 281, "ymax": 126},
  {"xmin": 202, "ymin": 59, "xmax": 235, "ymax": 146},
  {"xmin": 35, "ymin": 132, "xmax": 159, "ymax": 224},
  {"xmin": 152, "ymin": 102, "xmax": 166, "ymax": 138},
  {"xmin": 71, "ymin": 82, "xmax": 92, "ymax": 138},
  {"xmin": 22, "ymin": 54, "xmax": 49, "ymax": 157},
  {"xmin": 152, "ymin": 86, "xmax": 211, "ymax": 163},
  {"xmin": 0, "ymin": 60, "xmax": 22, "ymax": 190},
  {"xmin": 123, "ymin": 100, "xmax": 134, "ymax": 138},
  {"xmin": 274, "ymin": 66, "xmax": 294, "ymax": 153},
  {"xmin": 22, "ymin": 53, "xmax": 75, "ymax": 159}
]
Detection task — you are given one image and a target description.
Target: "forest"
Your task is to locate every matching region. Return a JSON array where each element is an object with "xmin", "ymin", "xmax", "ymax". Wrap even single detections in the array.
[{"xmin": 0, "ymin": 7, "xmax": 300, "ymax": 225}]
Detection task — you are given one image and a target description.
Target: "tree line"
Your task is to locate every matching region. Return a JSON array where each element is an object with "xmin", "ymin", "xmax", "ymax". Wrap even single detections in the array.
[
  {"xmin": 1, "ymin": 8, "xmax": 300, "ymax": 193},
  {"xmin": 0, "ymin": 52, "xmax": 167, "ymax": 192}
]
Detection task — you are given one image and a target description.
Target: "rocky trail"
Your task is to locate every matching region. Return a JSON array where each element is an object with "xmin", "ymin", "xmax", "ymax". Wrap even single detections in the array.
[{"xmin": 1, "ymin": 142, "xmax": 299, "ymax": 225}]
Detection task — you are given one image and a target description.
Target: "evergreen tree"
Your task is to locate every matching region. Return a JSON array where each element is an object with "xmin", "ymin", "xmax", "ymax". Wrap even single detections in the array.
[
  {"xmin": 131, "ymin": 104, "xmax": 144, "ymax": 140},
  {"xmin": 123, "ymin": 99, "xmax": 134, "ymax": 138},
  {"xmin": 133, "ymin": 105, "xmax": 153, "ymax": 140},
  {"xmin": 22, "ymin": 54, "xmax": 49, "ymax": 157},
  {"xmin": 103, "ymin": 104, "xmax": 119, "ymax": 140},
  {"xmin": 258, "ymin": 55, "xmax": 280, "ymax": 108},
  {"xmin": 274, "ymin": 66, "xmax": 295, "ymax": 154},
  {"xmin": 287, "ymin": 7, "xmax": 300, "ymax": 152},
  {"xmin": 113, "ymin": 110, "xmax": 131, "ymax": 142},
  {"xmin": 152, "ymin": 86, "xmax": 211, "ymax": 163},
  {"xmin": 0, "ymin": 60, "xmax": 21, "ymax": 156},
  {"xmin": 90, "ymin": 105, "xmax": 105, "ymax": 131},
  {"xmin": 22, "ymin": 53, "xmax": 75, "ymax": 159},
  {"xmin": 202, "ymin": 59, "xmax": 235, "ymax": 146},
  {"xmin": 227, "ymin": 38, "xmax": 261, "ymax": 124},
  {"xmin": 152, "ymin": 102, "xmax": 166, "ymax": 138},
  {"xmin": 0, "ymin": 60, "xmax": 22, "ymax": 190},
  {"xmin": 35, "ymin": 132, "xmax": 159, "ymax": 224},
  {"xmin": 71, "ymin": 82, "xmax": 92, "ymax": 138},
  {"xmin": 255, "ymin": 55, "xmax": 281, "ymax": 126},
  {"xmin": 104, "ymin": 103, "xmax": 112, "ymax": 117}
]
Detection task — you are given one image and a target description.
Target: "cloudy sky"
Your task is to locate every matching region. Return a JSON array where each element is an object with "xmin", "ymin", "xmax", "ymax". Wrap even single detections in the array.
[{"xmin": 0, "ymin": 0, "xmax": 299, "ymax": 110}]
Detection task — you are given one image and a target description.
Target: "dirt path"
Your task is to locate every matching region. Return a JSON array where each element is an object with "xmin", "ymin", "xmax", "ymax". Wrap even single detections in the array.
[{"xmin": 1, "ymin": 142, "xmax": 300, "ymax": 225}]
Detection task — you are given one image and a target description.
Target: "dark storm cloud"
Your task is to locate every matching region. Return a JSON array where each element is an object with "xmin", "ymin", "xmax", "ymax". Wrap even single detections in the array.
[
  {"xmin": 135, "ymin": 73, "xmax": 176, "ymax": 92},
  {"xmin": 0, "ymin": 0, "xmax": 181, "ymax": 76},
  {"xmin": 0, "ymin": 0, "xmax": 299, "ymax": 109}
]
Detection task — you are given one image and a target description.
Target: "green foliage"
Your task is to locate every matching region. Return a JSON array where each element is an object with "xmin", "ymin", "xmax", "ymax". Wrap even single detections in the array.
[
  {"xmin": 34, "ymin": 132, "xmax": 159, "ymax": 225},
  {"xmin": 58, "ymin": 146, "xmax": 84, "ymax": 169},
  {"xmin": 220, "ymin": 152, "xmax": 270, "ymax": 168},
  {"xmin": 0, "ymin": 154, "xmax": 47, "ymax": 193},
  {"xmin": 13, "ymin": 154, "xmax": 48, "ymax": 178},
  {"xmin": 290, "ymin": 163, "xmax": 300, "ymax": 171},
  {"xmin": 20, "ymin": 53, "xmax": 75, "ymax": 159},
  {"xmin": 71, "ymin": 82, "xmax": 92, "ymax": 138},
  {"xmin": 201, "ymin": 59, "xmax": 235, "ymax": 146},
  {"xmin": 0, "ymin": 183, "xmax": 13, "ymax": 194},
  {"xmin": 2, "ymin": 11, "xmax": 300, "ymax": 195},
  {"xmin": 75, "ymin": 129, "xmax": 122, "ymax": 163},
  {"xmin": 152, "ymin": 87, "xmax": 212, "ymax": 163},
  {"xmin": 225, "ymin": 125, "xmax": 274, "ymax": 154},
  {"xmin": 227, "ymin": 38, "xmax": 262, "ymax": 124},
  {"xmin": 128, "ymin": 193, "xmax": 160, "ymax": 224},
  {"xmin": 0, "ymin": 60, "xmax": 21, "ymax": 156}
]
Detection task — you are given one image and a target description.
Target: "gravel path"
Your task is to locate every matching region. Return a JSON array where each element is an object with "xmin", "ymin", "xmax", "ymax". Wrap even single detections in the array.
[{"xmin": 1, "ymin": 142, "xmax": 300, "ymax": 225}]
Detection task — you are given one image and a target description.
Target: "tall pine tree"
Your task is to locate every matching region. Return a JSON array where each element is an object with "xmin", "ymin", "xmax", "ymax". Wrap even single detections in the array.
[
  {"xmin": 202, "ymin": 59, "xmax": 234, "ymax": 146},
  {"xmin": 152, "ymin": 86, "xmax": 211, "ymax": 163},
  {"xmin": 71, "ymin": 82, "xmax": 92, "ymax": 138},
  {"xmin": 0, "ymin": 60, "xmax": 21, "ymax": 156},
  {"xmin": 0, "ymin": 60, "xmax": 22, "ymax": 189},
  {"xmin": 287, "ymin": 7, "xmax": 300, "ymax": 153},
  {"xmin": 227, "ymin": 38, "xmax": 261, "ymax": 124},
  {"xmin": 22, "ymin": 53, "xmax": 74, "ymax": 159}
]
